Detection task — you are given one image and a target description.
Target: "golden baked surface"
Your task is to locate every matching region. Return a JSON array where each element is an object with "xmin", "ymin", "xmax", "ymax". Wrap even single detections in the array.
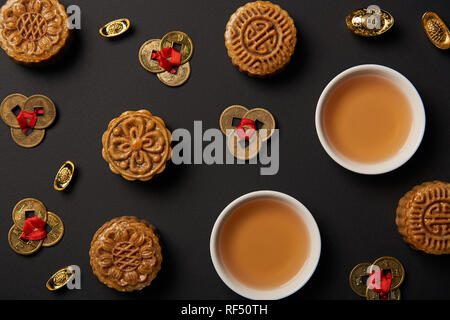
[
  {"xmin": 396, "ymin": 181, "xmax": 450, "ymax": 255},
  {"xmin": 89, "ymin": 216, "xmax": 162, "ymax": 292},
  {"xmin": 102, "ymin": 110, "xmax": 172, "ymax": 181},
  {"xmin": 224, "ymin": 1, "xmax": 296, "ymax": 76},
  {"xmin": 0, "ymin": 0, "xmax": 69, "ymax": 63}
]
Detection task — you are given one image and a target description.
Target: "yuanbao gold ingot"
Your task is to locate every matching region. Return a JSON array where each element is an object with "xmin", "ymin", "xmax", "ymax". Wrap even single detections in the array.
[
  {"xmin": 346, "ymin": 6, "xmax": 394, "ymax": 37},
  {"xmin": 422, "ymin": 12, "xmax": 450, "ymax": 50},
  {"xmin": 46, "ymin": 266, "xmax": 75, "ymax": 291},
  {"xmin": 99, "ymin": 18, "xmax": 130, "ymax": 38},
  {"xmin": 54, "ymin": 161, "xmax": 75, "ymax": 191}
]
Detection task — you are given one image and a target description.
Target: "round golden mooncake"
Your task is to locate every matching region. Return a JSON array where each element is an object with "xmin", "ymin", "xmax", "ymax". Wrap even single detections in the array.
[
  {"xmin": 89, "ymin": 216, "xmax": 162, "ymax": 292},
  {"xmin": 224, "ymin": 1, "xmax": 297, "ymax": 77},
  {"xmin": 102, "ymin": 110, "xmax": 172, "ymax": 182},
  {"xmin": 396, "ymin": 181, "xmax": 450, "ymax": 255},
  {"xmin": 0, "ymin": 0, "xmax": 69, "ymax": 64}
]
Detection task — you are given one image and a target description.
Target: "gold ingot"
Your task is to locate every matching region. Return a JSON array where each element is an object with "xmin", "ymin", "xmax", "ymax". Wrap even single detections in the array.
[
  {"xmin": 422, "ymin": 12, "xmax": 450, "ymax": 50},
  {"xmin": 54, "ymin": 161, "xmax": 75, "ymax": 191},
  {"xmin": 99, "ymin": 18, "xmax": 130, "ymax": 38},
  {"xmin": 46, "ymin": 266, "xmax": 75, "ymax": 291},
  {"xmin": 346, "ymin": 6, "xmax": 394, "ymax": 37}
]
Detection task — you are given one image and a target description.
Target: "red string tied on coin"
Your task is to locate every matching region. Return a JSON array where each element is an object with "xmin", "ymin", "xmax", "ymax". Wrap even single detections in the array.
[
  {"xmin": 16, "ymin": 107, "xmax": 44, "ymax": 135},
  {"xmin": 20, "ymin": 216, "xmax": 47, "ymax": 241},
  {"xmin": 151, "ymin": 47, "xmax": 181, "ymax": 74},
  {"xmin": 367, "ymin": 269, "xmax": 392, "ymax": 300},
  {"xmin": 236, "ymin": 118, "xmax": 256, "ymax": 141}
]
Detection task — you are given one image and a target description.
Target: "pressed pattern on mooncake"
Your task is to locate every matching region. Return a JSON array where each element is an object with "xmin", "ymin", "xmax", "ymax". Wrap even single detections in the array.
[
  {"xmin": 0, "ymin": 0, "xmax": 69, "ymax": 63},
  {"xmin": 224, "ymin": 1, "xmax": 297, "ymax": 77},
  {"xmin": 89, "ymin": 216, "xmax": 162, "ymax": 292},
  {"xmin": 102, "ymin": 110, "xmax": 172, "ymax": 182},
  {"xmin": 396, "ymin": 181, "xmax": 450, "ymax": 255}
]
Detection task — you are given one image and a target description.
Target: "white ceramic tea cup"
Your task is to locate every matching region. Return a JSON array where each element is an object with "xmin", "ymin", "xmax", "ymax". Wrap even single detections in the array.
[
  {"xmin": 210, "ymin": 190, "xmax": 321, "ymax": 300},
  {"xmin": 315, "ymin": 64, "xmax": 426, "ymax": 175}
]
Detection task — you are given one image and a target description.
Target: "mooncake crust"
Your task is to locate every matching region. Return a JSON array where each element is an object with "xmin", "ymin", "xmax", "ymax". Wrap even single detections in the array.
[
  {"xmin": 0, "ymin": 0, "xmax": 69, "ymax": 64},
  {"xmin": 224, "ymin": 1, "xmax": 297, "ymax": 77},
  {"xmin": 102, "ymin": 110, "xmax": 172, "ymax": 182},
  {"xmin": 396, "ymin": 181, "xmax": 450, "ymax": 255},
  {"xmin": 89, "ymin": 216, "xmax": 162, "ymax": 292}
]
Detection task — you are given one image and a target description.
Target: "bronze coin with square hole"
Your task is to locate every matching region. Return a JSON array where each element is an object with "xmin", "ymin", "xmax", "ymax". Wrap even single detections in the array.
[
  {"xmin": 12, "ymin": 198, "xmax": 48, "ymax": 229},
  {"xmin": 10, "ymin": 126, "xmax": 46, "ymax": 148},
  {"xmin": 219, "ymin": 105, "xmax": 249, "ymax": 135},
  {"xmin": 0, "ymin": 93, "xmax": 26, "ymax": 128},
  {"xmin": 43, "ymin": 212, "xmax": 64, "ymax": 247},
  {"xmin": 22, "ymin": 94, "xmax": 56, "ymax": 129},
  {"xmin": 243, "ymin": 107, "xmax": 275, "ymax": 141},
  {"xmin": 139, "ymin": 39, "xmax": 165, "ymax": 73},
  {"xmin": 8, "ymin": 225, "xmax": 43, "ymax": 255},
  {"xmin": 160, "ymin": 31, "xmax": 194, "ymax": 64}
]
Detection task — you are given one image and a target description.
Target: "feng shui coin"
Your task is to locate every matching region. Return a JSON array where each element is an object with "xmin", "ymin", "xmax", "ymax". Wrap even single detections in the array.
[
  {"xmin": 227, "ymin": 130, "xmax": 261, "ymax": 160},
  {"xmin": 139, "ymin": 39, "xmax": 165, "ymax": 73},
  {"xmin": 11, "ymin": 127, "xmax": 46, "ymax": 148},
  {"xmin": 370, "ymin": 256, "xmax": 405, "ymax": 290},
  {"xmin": 0, "ymin": 93, "xmax": 26, "ymax": 128},
  {"xmin": 8, "ymin": 225, "xmax": 43, "ymax": 255},
  {"xmin": 46, "ymin": 266, "xmax": 75, "ymax": 291},
  {"xmin": 22, "ymin": 95, "xmax": 56, "ymax": 129},
  {"xmin": 366, "ymin": 287, "xmax": 401, "ymax": 300},
  {"xmin": 157, "ymin": 62, "xmax": 191, "ymax": 87},
  {"xmin": 99, "ymin": 18, "xmax": 130, "ymax": 38},
  {"xmin": 349, "ymin": 262, "xmax": 372, "ymax": 297},
  {"xmin": 42, "ymin": 212, "xmax": 64, "ymax": 247},
  {"xmin": 12, "ymin": 198, "xmax": 48, "ymax": 229},
  {"xmin": 219, "ymin": 105, "xmax": 249, "ymax": 135},
  {"xmin": 160, "ymin": 31, "xmax": 194, "ymax": 64},
  {"xmin": 243, "ymin": 108, "xmax": 276, "ymax": 141}
]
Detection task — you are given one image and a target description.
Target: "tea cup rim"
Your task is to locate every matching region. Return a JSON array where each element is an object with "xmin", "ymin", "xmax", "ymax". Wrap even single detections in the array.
[
  {"xmin": 210, "ymin": 190, "xmax": 321, "ymax": 300},
  {"xmin": 315, "ymin": 64, "xmax": 426, "ymax": 175}
]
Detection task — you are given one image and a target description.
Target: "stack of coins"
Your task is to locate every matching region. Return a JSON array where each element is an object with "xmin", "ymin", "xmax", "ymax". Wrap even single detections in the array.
[
  {"xmin": 219, "ymin": 105, "xmax": 276, "ymax": 160},
  {"xmin": 349, "ymin": 256, "xmax": 405, "ymax": 300},
  {"xmin": 8, "ymin": 198, "xmax": 64, "ymax": 255},
  {"xmin": 0, "ymin": 94, "xmax": 56, "ymax": 148},
  {"xmin": 139, "ymin": 31, "xmax": 194, "ymax": 87}
]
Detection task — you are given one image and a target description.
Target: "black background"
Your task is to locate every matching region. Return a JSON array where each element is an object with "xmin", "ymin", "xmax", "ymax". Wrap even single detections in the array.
[{"xmin": 0, "ymin": 0, "xmax": 449, "ymax": 300}]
